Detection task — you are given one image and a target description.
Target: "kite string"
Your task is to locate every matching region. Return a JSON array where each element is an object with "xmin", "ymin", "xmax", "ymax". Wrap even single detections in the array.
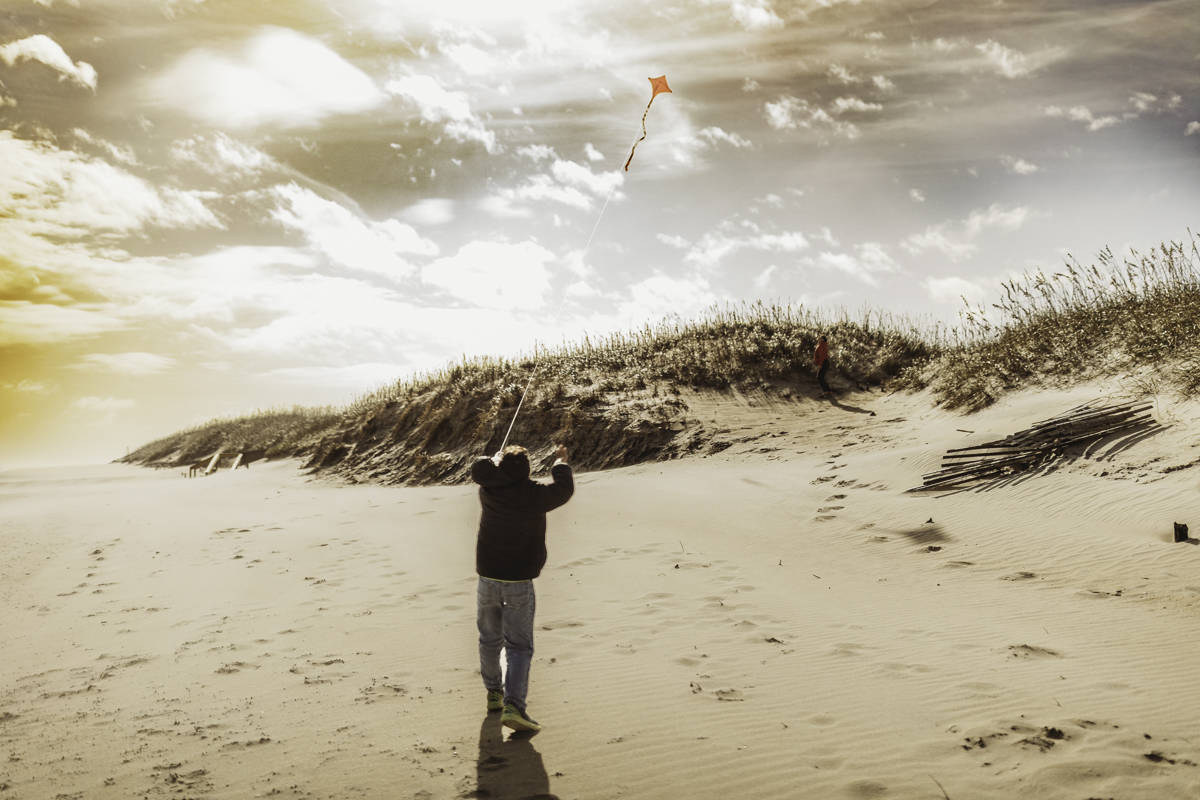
[{"xmin": 499, "ymin": 100, "xmax": 648, "ymax": 452}]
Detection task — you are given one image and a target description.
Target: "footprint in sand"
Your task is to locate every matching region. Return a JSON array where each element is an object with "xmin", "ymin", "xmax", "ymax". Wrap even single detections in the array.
[
  {"xmin": 1001, "ymin": 571, "xmax": 1038, "ymax": 581},
  {"xmin": 1006, "ymin": 644, "xmax": 1062, "ymax": 659},
  {"xmin": 816, "ymin": 506, "xmax": 845, "ymax": 513}
]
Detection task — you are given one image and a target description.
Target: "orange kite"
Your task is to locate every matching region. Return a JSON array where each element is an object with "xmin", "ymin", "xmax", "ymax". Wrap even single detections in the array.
[{"xmin": 624, "ymin": 75, "xmax": 672, "ymax": 171}]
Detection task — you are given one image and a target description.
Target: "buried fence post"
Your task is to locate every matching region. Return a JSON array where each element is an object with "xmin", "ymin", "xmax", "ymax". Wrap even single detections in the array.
[{"xmin": 1174, "ymin": 522, "xmax": 1189, "ymax": 543}]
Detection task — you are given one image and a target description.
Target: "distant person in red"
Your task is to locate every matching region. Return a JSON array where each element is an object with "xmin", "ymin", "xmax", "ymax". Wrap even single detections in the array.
[
  {"xmin": 813, "ymin": 335, "xmax": 831, "ymax": 396},
  {"xmin": 471, "ymin": 443, "xmax": 573, "ymax": 734}
]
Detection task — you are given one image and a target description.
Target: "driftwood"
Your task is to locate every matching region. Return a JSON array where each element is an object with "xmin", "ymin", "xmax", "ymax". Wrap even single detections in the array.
[{"xmin": 911, "ymin": 400, "xmax": 1160, "ymax": 492}]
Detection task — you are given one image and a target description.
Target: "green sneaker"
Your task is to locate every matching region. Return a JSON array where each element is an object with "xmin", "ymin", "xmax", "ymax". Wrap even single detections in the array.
[
  {"xmin": 500, "ymin": 704, "xmax": 541, "ymax": 733},
  {"xmin": 486, "ymin": 690, "xmax": 504, "ymax": 713}
]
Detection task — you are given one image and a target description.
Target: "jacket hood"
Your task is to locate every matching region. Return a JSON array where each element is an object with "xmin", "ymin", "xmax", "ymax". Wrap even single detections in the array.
[{"xmin": 498, "ymin": 453, "xmax": 530, "ymax": 483}]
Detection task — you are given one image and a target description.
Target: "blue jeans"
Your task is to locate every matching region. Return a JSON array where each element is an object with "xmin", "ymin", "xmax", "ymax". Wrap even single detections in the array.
[{"xmin": 476, "ymin": 577, "xmax": 536, "ymax": 712}]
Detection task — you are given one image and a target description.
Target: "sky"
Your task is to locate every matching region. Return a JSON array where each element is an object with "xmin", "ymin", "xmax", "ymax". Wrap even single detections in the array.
[{"xmin": 1, "ymin": 0, "xmax": 1198, "ymax": 467}]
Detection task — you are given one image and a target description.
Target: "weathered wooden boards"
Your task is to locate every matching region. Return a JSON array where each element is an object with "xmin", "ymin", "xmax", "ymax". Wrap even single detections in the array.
[{"xmin": 912, "ymin": 400, "xmax": 1158, "ymax": 492}]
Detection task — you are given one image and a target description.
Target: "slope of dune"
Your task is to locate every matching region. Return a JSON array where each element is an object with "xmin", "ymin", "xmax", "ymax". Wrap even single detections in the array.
[{"xmin": 3, "ymin": 381, "xmax": 1199, "ymax": 799}]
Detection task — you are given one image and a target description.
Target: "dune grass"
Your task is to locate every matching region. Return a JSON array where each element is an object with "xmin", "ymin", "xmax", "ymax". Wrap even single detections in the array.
[
  {"xmin": 122, "ymin": 232, "xmax": 1200, "ymax": 481},
  {"xmin": 902, "ymin": 233, "xmax": 1200, "ymax": 410}
]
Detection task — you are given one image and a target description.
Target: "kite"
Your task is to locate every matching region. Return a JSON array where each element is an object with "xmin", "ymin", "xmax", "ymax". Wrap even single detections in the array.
[{"xmin": 624, "ymin": 75, "xmax": 672, "ymax": 171}]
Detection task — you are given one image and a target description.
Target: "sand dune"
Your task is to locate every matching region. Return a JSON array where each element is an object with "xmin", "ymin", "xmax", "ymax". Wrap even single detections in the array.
[{"xmin": 3, "ymin": 384, "xmax": 1199, "ymax": 799}]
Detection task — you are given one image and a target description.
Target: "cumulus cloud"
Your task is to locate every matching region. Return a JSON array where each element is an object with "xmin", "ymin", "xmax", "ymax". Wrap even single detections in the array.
[
  {"xmin": 483, "ymin": 160, "xmax": 622, "ymax": 216},
  {"xmin": 1128, "ymin": 91, "xmax": 1181, "ymax": 114},
  {"xmin": 1044, "ymin": 105, "xmax": 1121, "ymax": 132},
  {"xmin": 146, "ymin": 27, "xmax": 385, "ymax": 129},
  {"xmin": 828, "ymin": 64, "xmax": 861, "ymax": 85},
  {"xmin": 517, "ymin": 144, "xmax": 557, "ymax": 162},
  {"xmin": 925, "ymin": 275, "xmax": 989, "ymax": 306},
  {"xmin": 1186, "ymin": 121, "xmax": 1200, "ymax": 136},
  {"xmin": 871, "ymin": 75, "xmax": 895, "ymax": 92},
  {"xmin": 421, "ymin": 240, "xmax": 556, "ymax": 310},
  {"xmin": 387, "ymin": 73, "xmax": 498, "ymax": 153},
  {"xmin": 831, "ymin": 96, "xmax": 882, "ymax": 114},
  {"xmin": 270, "ymin": 183, "xmax": 438, "ymax": 280},
  {"xmin": 1001, "ymin": 155, "xmax": 1040, "ymax": 175},
  {"xmin": 727, "ymin": 0, "xmax": 785, "ymax": 31},
  {"xmin": 975, "ymin": 40, "xmax": 1032, "ymax": 78},
  {"xmin": 903, "ymin": 204, "xmax": 1031, "ymax": 262},
  {"xmin": 0, "ymin": 34, "xmax": 97, "ymax": 90},
  {"xmin": 909, "ymin": 188, "xmax": 926, "ymax": 203},
  {"xmin": 681, "ymin": 218, "xmax": 810, "ymax": 268},
  {"xmin": 0, "ymin": 131, "xmax": 220, "ymax": 239},
  {"xmin": 809, "ymin": 242, "xmax": 898, "ymax": 286},
  {"xmin": 615, "ymin": 273, "xmax": 719, "ymax": 328},
  {"xmin": 764, "ymin": 96, "xmax": 859, "ymax": 140},
  {"xmin": 584, "ymin": 142, "xmax": 605, "ymax": 162},
  {"xmin": 72, "ymin": 352, "xmax": 176, "ymax": 375},
  {"xmin": 695, "ymin": 126, "xmax": 753, "ymax": 149},
  {"xmin": 170, "ymin": 132, "xmax": 278, "ymax": 177},
  {"xmin": 401, "ymin": 198, "xmax": 455, "ymax": 226}
]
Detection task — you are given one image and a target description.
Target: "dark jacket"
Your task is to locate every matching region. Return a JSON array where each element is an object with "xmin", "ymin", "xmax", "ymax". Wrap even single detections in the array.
[{"xmin": 472, "ymin": 455, "xmax": 574, "ymax": 581}]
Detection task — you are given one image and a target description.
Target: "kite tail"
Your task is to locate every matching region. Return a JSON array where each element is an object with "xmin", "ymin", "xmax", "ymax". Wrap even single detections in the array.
[{"xmin": 624, "ymin": 96, "xmax": 656, "ymax": 171}]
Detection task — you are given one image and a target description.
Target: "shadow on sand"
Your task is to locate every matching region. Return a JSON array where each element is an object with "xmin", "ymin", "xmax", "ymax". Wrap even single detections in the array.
[
  {"xmin": 472, "ymin": 714, "xmax": 558, "ymax": 799},
  {"xmin": 828, "ymin": 394, "xmax": 875, "ymax": 415}
]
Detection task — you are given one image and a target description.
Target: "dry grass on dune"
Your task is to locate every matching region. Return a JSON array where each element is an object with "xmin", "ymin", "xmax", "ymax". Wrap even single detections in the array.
[
  {"xmin": 121, "ymin": 232, "xmax": 1200, "ymax": 483},
  {"xmin": 901, "ymin": 233, "xmax": 1200, "ymax": 410},
  {"xmin": 122, "ymin": 304, "xmax": 934, "ymax": 482}
]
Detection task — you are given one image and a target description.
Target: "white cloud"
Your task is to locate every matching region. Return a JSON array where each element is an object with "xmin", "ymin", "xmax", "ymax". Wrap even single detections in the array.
[
  {"xmin": 421, "ymin": 240, "xmax": 556, "ymax": 310},
  {"xmin": 484, "ymin": 160, "xmax": 623, "ymax": 215},
  {"xmin": 810, "ymin": 242, "xmax": 898, "ymax": 286},
  {"xmin": 683, "ymin": 219, "xmax": 809, "ymax": 268},
  {"xmin": 584, "ymin": 142, "xmax": 604, "ymax": 162},
  {"xmin": 902, "ymin": 228, "xmax": 977, "ymax": 262},
  {"xmin": 1001, "ymin": 155, "xmax": 1039, "ymax": 175},
  {"xmin": 696, "ymin": 126, "xmax": 753, "ymax": 149},
  {"xmin": 764, "ymin": 96, "xmax": 860, "ymax": 140},
  {"xmin": 270, "ymin": 183, "xmax": 439, "ymax": 279},
  {"xmin": 616, "ymin": 273, "xmax": 719, "ymax": 327},
  {"xmin": 831, "ymin": 96, "xmax": 882, "ymax": 114},
  {"xmin": 8, "ymin": 379, "xmax": 49, "ymax": 393},
  {"xmin": 72, "ymin": 352, "xmax": 176, "ymax": 375},
  {"xmin": 401, "ymin": 198, "xmax": 455, "ymax": 226},
  {"xmin": 871, "ymin": 75, "xmax": 895, "ymax": 92},
  {"xmin": 909, "ymin": 188, "xmax": 926, "ymax": 203},
  {"xmin": 925, "ymin": 275, "xmax": 989, "ymax": 306},
  {"xmin": 146, "ymin": 27, "xmax": 385, "ymax": 129},
  {"xmin": 518, "ymin": 144, "xmax": 558, "ymax": 162},
  {"xmin": 72, "ymin": 129, "xmax": 137, "ymax": 166},
  {"xmin": 903, "ymin": 203, "xmax": 1031, "ymax": 262},
  {"xmin": 386, "ymin": 73, "xmax": 498, "ymax": 153},
  {"xmin": 0, "ymin": 34, "xmax": 97, "ymax": 90},
  {"xmin": 0, "ymin": 301, "xmax": 125, "ymax": 345},
  {"xmin": 657, "ymin": 233, "xmax": 689, "ymax": 249},
  {"xmin": 0, "ymin": 131, "xmax": 220, "ymax": 238},
  {"xmin": 1186, "ymin": 121, "xmax": 1200, "ymax": 136},
  {"xmin": 1044, "ymin": 105, "xmax": 1121, "ymax": 132},
  {"xmin": 73, "ymin": 396, "xmax": 135, "ymax": 411},
  {"xmin": 964, "ymin": 204, "xmax": 1029, "ymax": 236},
  {"xmin": 1128, "ymin": 91, "xmax": 1180, "ymax": 114},
  {"xmin": 828, "ymin": 63, "xmax": 861, "ymax": 84},
  {"xmin": 170, "ymin": 132, "xmax": 278, "ymax": 177},
  {"xmin": 975, "ymin": 40, "xmax": 1031, "ymax": 78},
  {"xmin": 728, "ymin": 0, "xmax": 784, "ymax": 30},
  {"xmin": 742, "ymin": 78, "xmax": 761, "ymax": 93}
]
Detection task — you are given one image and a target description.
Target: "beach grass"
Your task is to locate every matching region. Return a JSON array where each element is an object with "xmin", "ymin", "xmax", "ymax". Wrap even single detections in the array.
[{"xmin": 122, "ymin": 232, "xmax": 1200, "ymax": 480}]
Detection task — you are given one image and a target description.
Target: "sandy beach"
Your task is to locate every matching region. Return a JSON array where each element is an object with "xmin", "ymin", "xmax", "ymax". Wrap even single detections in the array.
[{"xmin": 4, "ymin": 383, "xmax": 1200, "ymax": 799}]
